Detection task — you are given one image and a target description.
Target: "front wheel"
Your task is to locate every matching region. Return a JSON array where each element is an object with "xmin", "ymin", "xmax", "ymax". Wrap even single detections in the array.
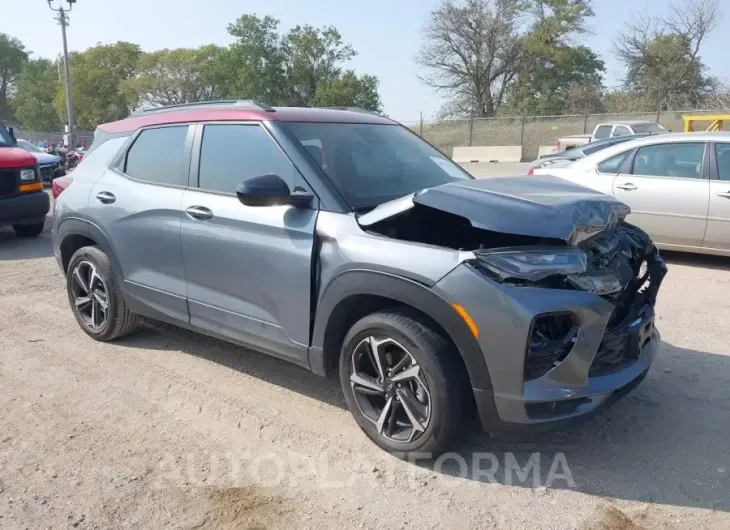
[{"xmin": 339, "ymin": 310, "xmax": 470, "ymax": 457}]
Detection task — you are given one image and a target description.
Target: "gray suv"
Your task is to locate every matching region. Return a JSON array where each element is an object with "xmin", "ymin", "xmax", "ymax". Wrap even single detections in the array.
[{"xmin": 52, "ymin": 101, "xmax": 667, "ymax": 456}]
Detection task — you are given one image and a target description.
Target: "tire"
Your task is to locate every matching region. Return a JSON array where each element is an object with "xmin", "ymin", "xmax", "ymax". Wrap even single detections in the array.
[
  {"xmin": 339, "ymin": 309, "xmax": 470, "ymax": 457},
  {"xmin": 66, "ymin": 246, "xmax": 140, "ymax": 341},
  {"xmin": 13, "ymin": 223, "xmax": 45, "ymax": 238}
]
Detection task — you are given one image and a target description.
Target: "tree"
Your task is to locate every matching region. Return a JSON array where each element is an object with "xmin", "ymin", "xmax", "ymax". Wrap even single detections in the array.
[
  {"xmin": 55, "ymin": 42, "xmax": 142, "ymax": 130},
  {"xmin": 124, "ymin": 46, "xmax": 227, "ymax": 107},
  {"xmin": 505, "ymin": 0, "xmax": 605, "ymax": 115},
  {"xmin": 282, "ymin": 25, "xmax": 355, "ymax": 106},
  {"xmin": 0, "ymin": 33, "xmax": 29, "ymax": 122},
  {"xmin": 222, "ymin": 14, "xmax": 381, "ymax": 109},
  {"xmin": 615, "ymin": 0, "xmax": 720, "ymax": 110},
  {"xmin": 313, "ymin": 71, "xmax": 382, "ymax": 111},
  {"xmin": 417, "ymin": 0, "xmax": 523, "ymax": 118},
  {"xmin": 11, "ymin": 58, "xmax": 62, "ymax": 131}
]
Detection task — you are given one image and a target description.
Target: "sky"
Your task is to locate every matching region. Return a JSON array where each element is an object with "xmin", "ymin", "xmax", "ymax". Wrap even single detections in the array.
[{"xmin": 2, "ymin": 0, "xmax": 728, "ymax": 122}]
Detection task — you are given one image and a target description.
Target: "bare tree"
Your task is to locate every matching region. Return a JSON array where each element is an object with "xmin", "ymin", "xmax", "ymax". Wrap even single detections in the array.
[
  {"xmin": 416, "ymin": 0, "xmax": 523, "ymax": 118},
  {"xmin": 614, "ymin": 0, "xmax": 721, "ymax": 110}
]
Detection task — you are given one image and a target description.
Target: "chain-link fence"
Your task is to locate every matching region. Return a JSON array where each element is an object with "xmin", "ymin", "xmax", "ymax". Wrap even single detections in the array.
[
  {"xmin": 404, "ymin": 109, "xmax": 730, "ymax": 161},
  {"xmin": 8, "ymin": 126, "xmax": 95, "ymax": 149}
]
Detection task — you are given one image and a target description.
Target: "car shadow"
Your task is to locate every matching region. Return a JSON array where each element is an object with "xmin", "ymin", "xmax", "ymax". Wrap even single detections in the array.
[
  {"xmin": 118, "ymin": 320, "xmax": 730, "ymax": 513},
  {"xmin": 0, "ymin": 222, "xmax": 54, "ymax": 261}
]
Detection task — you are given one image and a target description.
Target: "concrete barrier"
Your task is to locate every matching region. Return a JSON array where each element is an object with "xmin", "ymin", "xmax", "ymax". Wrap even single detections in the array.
[
  {"xmin": 538, "ymin": 145, "xmax": 558, "ymax": 158},
  {"xmin": 452, "ymin": 145, "xmax": 523, "ymax": 163}
]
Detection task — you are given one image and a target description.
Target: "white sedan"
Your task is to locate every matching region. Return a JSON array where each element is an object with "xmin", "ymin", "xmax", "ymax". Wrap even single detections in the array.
[{"xmin": 531, "ymin": 132, "xmax": 730, "ymax": 257}]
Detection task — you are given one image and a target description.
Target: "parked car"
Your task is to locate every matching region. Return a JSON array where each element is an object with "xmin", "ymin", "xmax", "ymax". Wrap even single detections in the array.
[
  {"xmin": 556, "ymin": 121, "xmax": 668, "ymax": 152},
  {"xmin": 529, "ymin": 133, "xmax": 655, "ymax": 171},
  {"xmin": 0, "ymin": 124, "xmax": 49, "ymax": 237},
  {"xmin": 533, "ymin": 132, "xmax": 730, "ymax": 257},
  {"xmin": 52, "ymin": 101, "xmax": 667, "ymax": 456},
  {"xmin": 16, "ymin": 139, "xmax": 66, "ymax": 182}
]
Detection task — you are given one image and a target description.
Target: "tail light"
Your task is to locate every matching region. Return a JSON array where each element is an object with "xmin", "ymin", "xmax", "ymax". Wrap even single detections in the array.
[
  {"xmin": 52, "ymin": 175, "xmax": 73, "ymax": 200},
  {"xmin": 527, "ymin": 168, "xmax": 534, "ymax": 175}
]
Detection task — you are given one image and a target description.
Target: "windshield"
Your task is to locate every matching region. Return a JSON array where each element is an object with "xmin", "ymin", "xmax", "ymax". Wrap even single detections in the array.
[
  {"xmin": 284, "ymin": 122, "xmax": 472, "ymax": 210},
  {"xmin": 0, "ymin": 124, "xmax": 13, "ymax": 146},
  {"xmin": 17, "ymin": 139, "xmax": 43, "ymax": 153},
  {"xmin": 632, "ymin": 123, "xmax": 667, "ymax": 134}
]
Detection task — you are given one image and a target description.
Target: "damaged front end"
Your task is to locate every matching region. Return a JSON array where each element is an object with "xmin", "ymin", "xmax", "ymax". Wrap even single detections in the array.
[{"xmin": 471, "ymin": 222, "xmax": 668, "ymax": 380}]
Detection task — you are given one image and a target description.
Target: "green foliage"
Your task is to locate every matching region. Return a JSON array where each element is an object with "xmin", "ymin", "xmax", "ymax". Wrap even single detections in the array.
[
  {"xmin": 124, "ymin": 45, "xmax": 227, "ymax": 106},
  {"xmin": 0, "ymin": 33, "xmax": 29, "ymax": 122},
  {"xmin": 55, "ymin": 42, "xmax": 142, "ymax": 130},
  {"xmin": 314, "ymin": 72, "xmax": 382, "ymax": 111},
  {"xmin": 11, "ymin": 59, "xmax": 62, "ymax": 131}
]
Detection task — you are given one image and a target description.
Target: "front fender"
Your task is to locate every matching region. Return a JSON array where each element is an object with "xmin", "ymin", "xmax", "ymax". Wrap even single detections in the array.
[{"xmin": 309, "ymin": 269, "xmax": 492, "ymax": 393}]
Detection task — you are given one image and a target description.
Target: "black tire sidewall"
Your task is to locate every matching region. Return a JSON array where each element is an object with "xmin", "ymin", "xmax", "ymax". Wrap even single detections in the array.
[
  {"xmin": 339, "ymin": 312, "xmax": 455, "ymax": 456},
  {"xmin": 66, "ymin": 247, "xmax": 119, "ymax": 340}
]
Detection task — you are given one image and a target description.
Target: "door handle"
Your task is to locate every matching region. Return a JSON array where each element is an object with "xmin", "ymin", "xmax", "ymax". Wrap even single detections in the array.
[
  {"xmin": 616, "ymin": 183, "xmax": 638, "ymax": 191},
  {"xmin": 185, "ymin": 206, "xmax": 214, "ymax": 220},
  {"xmin": 95, "ymin": 191, "xmax": 116, "ymax": 204},
  {"xmin": 716, "ymin": 191, "xmax": 730, "ymax": 199}
]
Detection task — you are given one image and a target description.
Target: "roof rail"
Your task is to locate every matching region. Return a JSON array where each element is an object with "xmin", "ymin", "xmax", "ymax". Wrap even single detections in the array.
[
  {"xmin": 131, "ymin": 100, "xmax": 275, "ymax": 117},
  {"xmin": 319, "ymin": 106, "xmax": 380, "ymax": 115}
]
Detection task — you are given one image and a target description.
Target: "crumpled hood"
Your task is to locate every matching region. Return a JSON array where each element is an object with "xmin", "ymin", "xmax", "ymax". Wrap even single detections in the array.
[{"xmin": 358, "ymin": 175, "xmax": 630, "ymax": 246}]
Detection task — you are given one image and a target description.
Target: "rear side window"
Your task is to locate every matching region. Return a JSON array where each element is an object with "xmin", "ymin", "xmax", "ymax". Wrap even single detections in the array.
[
  {"xmin": 197, "ymin": 124, "xmax": 299, "ymax": 194},
  {"xmin": 124, "ymin": 126, "xmax": 189, "ymax": 186},
  {"xmin": 631, "ymin": 143, "xmax": 705, "ymax": 179},
  {"xmin": 597, "ymin": 151, "xmax": 630, "ymax": 174},
  {"xmin": 594, "ymin": 125, "xmax": 612, "ymax": 140},
  {"xmin": 612, "ymin": 126, "xmax": 631, "ymax": 137},
  {"xmin": 715, "ymin": 144, "xmax": 730, "ymax": 181}
]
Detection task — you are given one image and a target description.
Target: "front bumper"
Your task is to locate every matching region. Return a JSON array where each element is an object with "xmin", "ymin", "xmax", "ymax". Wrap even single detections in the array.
[
  {"xmin": 0, "ymin": 191, "xmax": 50, "ymax": 226},
  {"xmin": 434, "ymin": 262, "xmax": 660, "ymax": 431}
]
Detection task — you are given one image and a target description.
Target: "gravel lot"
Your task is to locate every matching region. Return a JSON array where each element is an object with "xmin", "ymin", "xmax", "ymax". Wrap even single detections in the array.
[{"xmin": 1, "ymin": 190, "xmax": 729, "ymax": 529}]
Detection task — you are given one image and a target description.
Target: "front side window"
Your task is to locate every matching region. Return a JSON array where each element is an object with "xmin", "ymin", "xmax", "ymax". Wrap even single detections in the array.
[
  {"xmin": 0, "ymin": 124, "xmax": 13, "ymax": 146},
  {"xmin": 631, "ymin": 143, "xmax": 705, "ymax": 179},
  {"xmin": 597, "ymin": 151, "xmax": 630, "ymax": 174},
  {"xmin": 632, "ymin": 123, "xmax": 667, "ymax": 134},
  {"xmin": 612, "ymin": 126, "xmax": 631, "ymax": 137},
  {"xmin": 125, "ymin": 126, "xmax": 189, "ymax": 186},
  {"xmin": 284, "ymin": 122, "xmax": 472, "ymax": 210},
  {"xmin": 197, "ymin": 124, "xmax": 300, "ymax": 194},
  {"xmin": 715, "ymin": 143, "xmax": 730, "ymax": 181}
]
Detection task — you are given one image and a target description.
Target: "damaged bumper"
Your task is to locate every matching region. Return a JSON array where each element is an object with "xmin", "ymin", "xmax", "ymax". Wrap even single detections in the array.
[{"xmin": 433, "ymin": 224, "xmax": 666, "ymax": 431}]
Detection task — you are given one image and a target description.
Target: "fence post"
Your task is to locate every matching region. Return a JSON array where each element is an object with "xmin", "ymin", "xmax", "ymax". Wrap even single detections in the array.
[
  {"xmin": 419, "ymin": 111, "xmax": 423, "ymax": 137},
  {"xmin": 582, "ymin": 110, "xmax": 589, "ymax": 134},
  {"xmin": 656, "ymin": 109, "xmax": 661, "ymax": 123},
  {"xmin": 519, "ymin": 114, "xmax": 526, "ymax": 148},
  {"xmin": 468, "ymin": 118, "xmax": 474, "ymax": 146}
]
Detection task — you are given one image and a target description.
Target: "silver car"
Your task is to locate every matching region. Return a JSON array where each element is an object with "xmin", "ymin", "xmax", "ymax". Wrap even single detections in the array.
[
  {"xmin": 52, "ymin": 101, "xmax": 666, "ymax": 456},
  {"xmin": 534, "ymin": 132, "xmax": 730, "ymax": 257}
]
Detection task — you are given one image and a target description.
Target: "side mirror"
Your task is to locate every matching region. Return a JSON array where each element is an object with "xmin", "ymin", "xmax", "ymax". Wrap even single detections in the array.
[
  {"xmin": 8, "ymin": 127, "xmax": 16, "ymax": 144},
  {"xmin": 236, "ymin": 173, "xmax": 313, "ymax": 208}
]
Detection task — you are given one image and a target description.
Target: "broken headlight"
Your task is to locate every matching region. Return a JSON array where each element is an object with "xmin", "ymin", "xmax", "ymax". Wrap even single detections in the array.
[{"xmin": 474, "ymin": 249, "xmax": 587, "ymax": 282}]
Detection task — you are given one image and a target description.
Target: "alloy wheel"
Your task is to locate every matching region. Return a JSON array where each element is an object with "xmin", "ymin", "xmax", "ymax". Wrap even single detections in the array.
[
  {"xmin": 70, "ymin": 261, "xmax": 109, "ymax": 331},
  {"xmin": 349, "ymin": 336, "xmax": 432, "ymax": 443}
]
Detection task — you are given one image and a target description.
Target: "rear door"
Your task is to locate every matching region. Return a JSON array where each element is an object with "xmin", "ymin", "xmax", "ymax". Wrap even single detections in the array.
[
  {"xmin": 180, "ymin": 122, "xmax": 317, "ymax": 365},
  {"xmin": 612, "ymin": 142, "xmax": 709, "ymax": 247},
  {"xmin": 705, "ymin": 142, "xmax": 730, "ymax": 250},
  {"xmin": 89, "ymin": 124, "xmax": 192, "ymax": 323}
]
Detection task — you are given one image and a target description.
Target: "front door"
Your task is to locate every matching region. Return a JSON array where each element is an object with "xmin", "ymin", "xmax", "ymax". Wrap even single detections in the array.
[
  {"xmin": 180, "ymin": 123, "xmax": 317, "ymax": 365},
  {"xmin": 612, "ymin": 142, "xmax": 709, "ymax": 247},
  {"xmin": 89, "ymin": 125, "xmax": 192, "ymax": 323},
  {"xmin": 705, "ymin": 142, "xmax": 730, "ymax": 251}
]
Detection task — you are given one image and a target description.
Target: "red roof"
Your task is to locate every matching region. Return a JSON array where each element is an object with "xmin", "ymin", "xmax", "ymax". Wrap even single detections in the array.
[{"xmin": 98, "ymin": 105, "xmax": 394, "ymax": 134}]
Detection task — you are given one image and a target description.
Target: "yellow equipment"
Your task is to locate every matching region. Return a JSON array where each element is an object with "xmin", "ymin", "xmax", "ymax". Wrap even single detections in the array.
[{"xmin": 682, "ymin": 114, "xmax": 729, "ymax": 132}]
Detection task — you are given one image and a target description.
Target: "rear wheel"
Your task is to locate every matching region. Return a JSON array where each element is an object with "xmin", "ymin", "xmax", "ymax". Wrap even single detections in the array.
[
  {"xmin": 66, "ymin": 246, "xmax": 140, "ymax": 341},
  {"xmin": 339, "ymin": 310, "xmax": 469, "ymax": 457},
  {"xmin": 13, "ymin": 223, "xmax": 45, "ymax": 238}
]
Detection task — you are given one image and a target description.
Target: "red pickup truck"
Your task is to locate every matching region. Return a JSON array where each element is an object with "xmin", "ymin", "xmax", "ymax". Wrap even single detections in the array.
[{"xmin": 0, "ymin": 124, "xmax": 49, "ymax": 238}]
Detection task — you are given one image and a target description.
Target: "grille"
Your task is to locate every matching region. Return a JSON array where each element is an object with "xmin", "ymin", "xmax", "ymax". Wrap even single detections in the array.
[{"xmin": 0, "ymin": 169, "xmax": 17, "ymax": 196}]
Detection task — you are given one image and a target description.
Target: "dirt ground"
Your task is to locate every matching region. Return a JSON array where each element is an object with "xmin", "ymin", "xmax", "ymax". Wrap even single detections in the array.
[{"xmin": 1, "ymin": 207, "xmax": 729, "ymax": 529}]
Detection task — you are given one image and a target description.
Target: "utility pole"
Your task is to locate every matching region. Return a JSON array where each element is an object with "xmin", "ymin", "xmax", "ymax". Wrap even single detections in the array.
[{"xmin": 48, "ymin": 0, "xmax": 77, "ymax": 147}]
